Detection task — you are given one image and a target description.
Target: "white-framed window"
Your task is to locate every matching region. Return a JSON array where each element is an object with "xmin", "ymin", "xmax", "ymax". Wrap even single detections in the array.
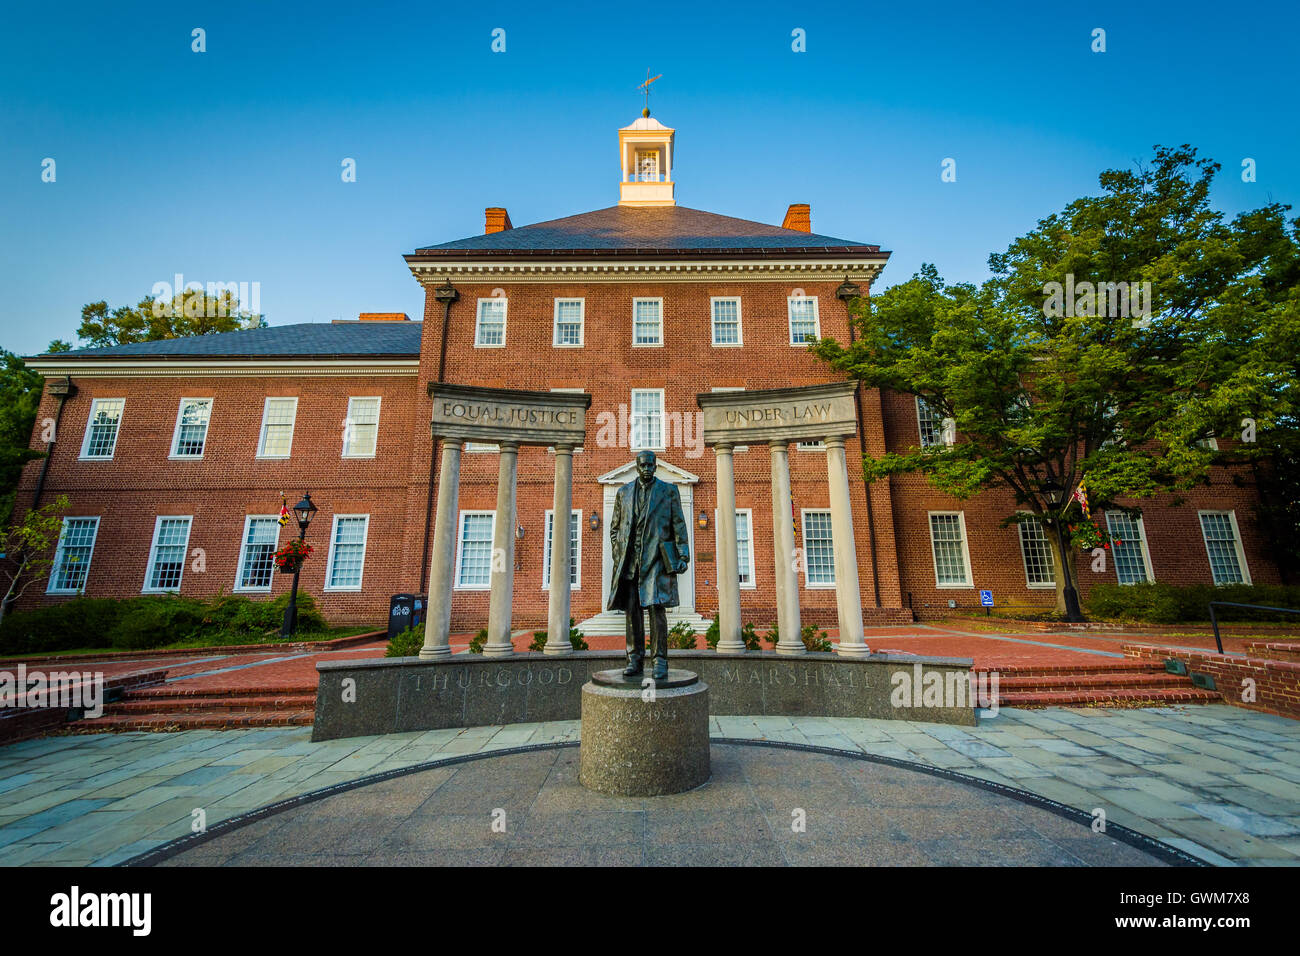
[
  {"xmin": 929, "ymin": 512, "xmax": 973, "ymax": 588},
  {"xmin": 797, "ymin": 440, "xmax": 826, "ymax": 451},
  {"xmin": 634, "ymin": 148, "xmax": 660, "ymax": 181},
  {"xmin": 711, "ymin": 297, "xmax": 742, "ymax": 346},
  {"xmin": 170, "ymin": 399, "xmax": 212, "ymax": 458},
  {"xmin": 736, "ymin": 509, "xmax": 755, "ymax": 587},
  {"xmin": 1017, "ymin": 517, "xmax": 1056, "ymax": 588},
  {"xmin": 801, "ymin": 509, "xmax": 836, "ymax": 587},
  {"xmin": 465, "ymin": 443, "xmax": 500, "ymax": 453},
  {"xmin": 917, "ymin": 396, "xmax": 948, "ymax": 448},
  {"xmin": 455, "ymin": 511, "xmax": 496, "ymax": 590},
  {"xmin": 788, "ymin": 295, "xmax": 820, "ymax": 345},
  {"xmin": 257, "ymin": 397, "xmax": 298, "ymax": 458},
  {"xmin": 1195, "ymin": 435, "xmax": 1219, "ymax": 451},
  {"xmin": 235, "ymin": 516, "xmax": 281, "ymax": 592},
  {"xmin": 325, "ymin": 515, "xmax": 370, "ymax": 590},
  {"xmin": 553, "ymin": 298, "xmax": 584, "ymax": 347},
  {"xmin": 475, "ymin": 297, "xmax": 507, "ymax": 347},
  {"xmin": 1198, "ymin": 510, "xmax": 1251, "ymax": 585},
  {"xmin": 630, "ymin": 389, "xmax": 665, "ymax": 451},
  {"xmin": 343, "ymin": 397, "xmax": 381, "ymax": 458},
  {"xmin": 542, "ymin": 509, "xmax": 581, "ymax": 590},
  {"xmin": 143, "ymin": 516, "xmax": 193, "ymax": 592},
  {"xmin": 79, "ymin": 399, "xmax": 124, "ymax": 460},
  {"xmin": 633, "ymin": 298, "xmax": 663, "ymax": 346},
  {"xmin": 47, "ymin": 517, "xmax": 100, "ymax": 593},
  {"xmin": 1105, "ymin": 511, "xmax": 1154, "ymax": 585}
]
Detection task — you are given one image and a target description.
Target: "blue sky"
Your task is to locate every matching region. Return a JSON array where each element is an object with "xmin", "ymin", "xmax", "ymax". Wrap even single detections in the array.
[{"xmin": 2, "ymin": 0, "xmax": 1296, "ymax": 356}]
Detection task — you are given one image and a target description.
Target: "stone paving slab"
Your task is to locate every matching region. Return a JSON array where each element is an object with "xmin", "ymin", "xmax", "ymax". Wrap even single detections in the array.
[{"xmin": 0, "ymin": 703, "xmax": 1295, "ymax": 867}]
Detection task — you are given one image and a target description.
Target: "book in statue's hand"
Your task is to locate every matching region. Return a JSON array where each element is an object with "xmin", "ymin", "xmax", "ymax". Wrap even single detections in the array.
[{"xmin": 660, "ymin": 541, "xmax": 684, "ymax": 575}]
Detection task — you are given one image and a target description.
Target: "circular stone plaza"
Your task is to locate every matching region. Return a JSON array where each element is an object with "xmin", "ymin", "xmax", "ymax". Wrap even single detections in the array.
[{"xmin": 2, "ymin": 621, "xmax": 1297, "ymax": 868}]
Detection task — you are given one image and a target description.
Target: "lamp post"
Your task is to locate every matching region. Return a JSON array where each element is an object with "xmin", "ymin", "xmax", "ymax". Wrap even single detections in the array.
[
  {"xmin": 281, "ymin": 492, "xmax": 318, "ymax": 639},
  {"xmin": 1041, "ymin": 478, "xmax": 1083, "ymax": 623}
]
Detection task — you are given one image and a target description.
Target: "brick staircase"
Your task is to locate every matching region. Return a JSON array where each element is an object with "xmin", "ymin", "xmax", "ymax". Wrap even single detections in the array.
[
  {"xmin": 990, "ymin": 659, "xmax": 1219, "ymax": 709},
  {"xmin": 63, "ymin": 683, "xmax": 316, "ymax": 733}
]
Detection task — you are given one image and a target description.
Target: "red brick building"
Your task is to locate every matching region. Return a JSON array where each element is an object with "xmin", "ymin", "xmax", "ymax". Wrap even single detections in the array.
[{"xmin": 16, "ymin": 113, "xmax": 1278, "ymax": 629}]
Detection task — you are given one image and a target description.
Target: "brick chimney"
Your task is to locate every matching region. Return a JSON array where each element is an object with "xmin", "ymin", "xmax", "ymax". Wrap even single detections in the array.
[
  {"xmin": 358, "ymin": 312, "xmax": 410, "ymax": 322},
  {"xmin": 781, "ymin": 203, "xmax": 811, "ymax": 233},
  {"xmin": 484, "ymin": 207, "xmax": 513, "ymax": 234}
]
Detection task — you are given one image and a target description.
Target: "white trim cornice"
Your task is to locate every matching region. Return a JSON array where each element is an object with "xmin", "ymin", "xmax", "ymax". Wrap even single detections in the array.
[
  {"xmin": 26, "ymin": 359, "xmax": 420, "ymax": 378},
  {"xmin": 408, "ymin": 258, "xmax": 887, "ymax": 286}
]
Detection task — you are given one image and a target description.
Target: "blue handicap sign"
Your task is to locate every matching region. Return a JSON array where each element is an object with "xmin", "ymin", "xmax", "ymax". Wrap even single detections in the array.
[{"xmin": 979, "ymin": 590, "xmax": 994, "ymax": 607}]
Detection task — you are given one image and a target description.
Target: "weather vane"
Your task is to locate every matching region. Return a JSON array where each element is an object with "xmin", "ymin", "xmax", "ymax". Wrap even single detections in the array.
[{"xmin": 636, "ymin": 69, "xmax": 662, "ymax": 115}]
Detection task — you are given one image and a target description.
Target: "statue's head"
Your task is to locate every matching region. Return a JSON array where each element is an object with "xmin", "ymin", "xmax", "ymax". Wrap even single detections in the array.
[{"xmin": 635, "ymin": 450, "xmax": 657, "ymax": 482}]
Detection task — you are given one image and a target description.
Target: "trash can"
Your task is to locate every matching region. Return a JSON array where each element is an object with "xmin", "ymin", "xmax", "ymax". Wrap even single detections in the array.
[{"xmin": 388, "ymin": 593, "xmax": 419, "ymax": 641}]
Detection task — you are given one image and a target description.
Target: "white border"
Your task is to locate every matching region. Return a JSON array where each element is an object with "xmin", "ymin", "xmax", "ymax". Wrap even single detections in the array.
[
  {"xmin": 169, "ymin": 398, "xmax": 212, "ymax": 459},
  {"xmin": 256, "ymin": 397, "xmax": 298, "ymax": 459},
  {"xmin": 47, "ymin": 516, "xmax": 100, "ymax": 594},
  {"xmin": 710, "ymin": 296, "xmax": 744, "ymax": 347},
  {"xmin": 78, "ymin": 398, "xmax": 125, "ymax": 460},
  {"xmin": 233, "ymin": 515, "xmax": 282, "ymax": 593},
  {"xmin": 1198, "ymin": 509, "xmax": 1252, "ymax": 585},
  {"xmin": 787, "ymin": 295, "xmax": 821, "ymax": 346},
  {"xmin": 142, "ymin": 515, "xmax": 193, "ymax": 593},
  {"xmin": 454, "ymin": 510, "xmax": 496, "ymax": 591},
  {"xmin": 1015, "ymin": 516, "xmax": 1056, "ymax": 590},
  {"xmin": 542, "ymin": 508, "xmax": 583, "ymax": 591},
  {"xmin": 474, "ymin": 297, "xmax": 508, "ymax": 348},
  {"xmin": 800, "ymin": 508, "xmax": 836, "ymax": 589},
  {"xmin": 1105, "ymin": 511, "xmax": 1155, "ymax": 585},
  {"xmin": 714, "ymin": 507, "xmax": 757, "ymax": 589},
  {"xmin": 324, "ymin": 514, "xmax": 370, "ymax": 592},
  {"xmin": 928, "ymin": 511, "xmax": 974, "ymax": 588},
  {"xmin": 632, "ymin": 297, "xmax": 663, "ymax": 347},
  {"xmin": 342, "ymin": 396, "xmax": 381, "ymax": 458},
  {"xmin": 630, "ymin": 388, "xmax": 666, "ymax": 451},
  {"xmin": 552, "ymin": 298, "xmax": 585, "ymax": 348}
]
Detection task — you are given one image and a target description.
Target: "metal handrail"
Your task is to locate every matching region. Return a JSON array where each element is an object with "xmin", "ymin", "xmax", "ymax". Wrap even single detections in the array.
[{"xmin": 1208, "ymin": 601, "xmax": 1300, "ymax": 655}]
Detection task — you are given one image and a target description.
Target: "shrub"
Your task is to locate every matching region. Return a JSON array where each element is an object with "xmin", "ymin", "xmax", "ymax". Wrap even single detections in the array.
[
  {"xmin": 1084, "ymin": 582, "xmax": 1300, "ymax": 623},
  {"xmin": 107, "ymin": 596, "xmax": 209, "ymax": 650},
  {"xmin": 668, "ymin": 620, "xmax": 698, "ymax": 649},
  {"xmin": 0, "ymin": 598, "xmax": 126, "ymax": 655},
  {"xmin": 529, "ymin": 618, "xmax": 589, "ymax": 652},
  {"xmin": 704, "ymin": 614, "xmax": 720, "ymax": 649},
  {"xmin": 386, "ymin": 623, "xmax": 425, "ymax": 657},
  {"xmin": 801, "ymin": 624, "xmax": 834, "ymax": 653},
  {"xmin": 467, "ymin": 628, "xmax": 489, "ymax": 654},
  {"xmin": 741, "ymin": 622, "xmax": 762, "ymax": 650}
]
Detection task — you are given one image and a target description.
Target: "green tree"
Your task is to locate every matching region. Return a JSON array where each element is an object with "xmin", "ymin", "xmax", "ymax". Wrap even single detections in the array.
[
  {"xmin": 0, "ymin": 350, "xmax": 45, "ymax": 526},
  {"xmin": 812, "ymin": 146, "xmax": 1296, "ymax": 617},
  {"xmin": 75, "ymin": 289, "xmax": 264, "ymax": 349},
  {"xmin": 0, "ymin": 495, "xmax": 69, "ymax": 627}
]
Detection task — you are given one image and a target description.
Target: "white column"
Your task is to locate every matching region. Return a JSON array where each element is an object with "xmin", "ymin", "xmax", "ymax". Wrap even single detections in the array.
[
  {"xmin": 545, "ymin": 444, "xmax": 575, "ymax": 656},
  {"xmin": 714, "ymin": 443, "xmax": 745, "ymax": 654},
  {"xmin": 825, "ymin": 437, "xmax": 869, "ymax": 657},
  {"xmin": 420, "ymin": 439, "xmax": 461, "ymax": 660},
  {"xmin": 484, "ymin": 442, "xmax": 519, "ymax": 657},
  {"xmin": 769, "ymin": 440, "xmax": 804, "ymax": 655}
]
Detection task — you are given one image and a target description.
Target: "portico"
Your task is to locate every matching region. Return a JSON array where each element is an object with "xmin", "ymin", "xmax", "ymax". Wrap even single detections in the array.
[
  {"xmin": 420, "ymin": 384, "xmax": 591, "ymax": 660},
  {"xmin": 698, "ymin": 382, "xmax": 869, "ymax": 658}
]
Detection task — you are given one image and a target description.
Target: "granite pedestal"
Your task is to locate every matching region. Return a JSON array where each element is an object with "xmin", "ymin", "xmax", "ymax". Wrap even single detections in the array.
[{"xmin": 578, "ymin": 669, "xmax": 710, "ymax": 796}]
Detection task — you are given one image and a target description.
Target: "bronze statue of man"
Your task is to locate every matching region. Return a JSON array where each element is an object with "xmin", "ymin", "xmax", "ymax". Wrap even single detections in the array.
[{"xmin": 607, "ymin": 450, "xmax": 690, "ymax": 680}]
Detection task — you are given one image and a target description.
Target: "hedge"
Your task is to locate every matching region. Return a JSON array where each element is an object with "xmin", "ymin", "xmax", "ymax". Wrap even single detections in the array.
[{"xmin": 1083, "ymin": 582, "xmax": 1300, "ymax": 624}]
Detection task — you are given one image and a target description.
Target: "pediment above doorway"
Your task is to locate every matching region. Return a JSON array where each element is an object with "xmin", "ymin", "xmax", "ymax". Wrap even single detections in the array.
[{"xmin": 597, "ymin": 458, "xmax": 700, "ymax": 486}]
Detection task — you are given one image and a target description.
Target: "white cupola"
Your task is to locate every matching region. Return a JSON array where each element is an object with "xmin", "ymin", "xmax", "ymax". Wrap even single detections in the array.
[{"xmin": 618, "ymin": 109, "xmax": 675, "ymax": 207}]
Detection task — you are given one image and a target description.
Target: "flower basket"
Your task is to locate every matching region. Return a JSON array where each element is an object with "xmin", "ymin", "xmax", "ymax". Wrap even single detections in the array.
[{"xmin": 274, "ymin": 540, "xmax": 314, "ymax": 574}]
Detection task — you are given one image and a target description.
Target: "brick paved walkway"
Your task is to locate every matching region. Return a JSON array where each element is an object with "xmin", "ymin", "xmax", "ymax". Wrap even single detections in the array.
[{"xmin": 1, "ymin": 704, "xmax": 1297, "ymax": 866}]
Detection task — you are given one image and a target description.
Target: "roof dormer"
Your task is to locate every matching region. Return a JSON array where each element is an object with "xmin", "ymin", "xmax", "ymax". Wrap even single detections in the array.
[{"xmin": 618, "ymin": 109, "xmax": 676, "ymax": 207}]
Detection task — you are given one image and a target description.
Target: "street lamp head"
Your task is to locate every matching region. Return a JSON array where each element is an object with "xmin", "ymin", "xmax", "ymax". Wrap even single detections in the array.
[
  {"xmin": 293, "ymin": 493, "xmax": 318, "ymax": 530},
  {"xmin": 1041, "ymin": 478, "xmax": 1064, "ymax": 507}
]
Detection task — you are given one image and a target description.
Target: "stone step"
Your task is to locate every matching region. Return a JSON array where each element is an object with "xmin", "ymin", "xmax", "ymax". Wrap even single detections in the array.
[
  {"xmin": 127, "ymin": 684, "xmax": 316, "ymax": 700},
  {"xmin": 995, "ymin": 688, "xmax": 1220, "ymax": 708},
  {"xmin": 105, "ymin": 694, "xmax": 316, "ymax": 715},
  {"xmin": 992, "ymin": 661, "xmax": 1167, "ymax": 678},
  {"xmin": 576, "ymin": 609, "xmax": 715, "ymax": 636},
  {"xmin": 995, "ymin": 673, "xmax": 1196, "ymax": 692},
  {"xmin": 61, "ymin": 709, "xmax": 315, "ymax": 734}
]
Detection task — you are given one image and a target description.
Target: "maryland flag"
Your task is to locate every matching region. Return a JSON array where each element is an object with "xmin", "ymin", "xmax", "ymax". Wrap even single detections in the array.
[
  {"xmin": 1072, "ymin": 479, "xmax": 1091, "ymax": 520},
  {"xmin": 278, "ymin": 493, "xmax": 291, "ymax": 527}
]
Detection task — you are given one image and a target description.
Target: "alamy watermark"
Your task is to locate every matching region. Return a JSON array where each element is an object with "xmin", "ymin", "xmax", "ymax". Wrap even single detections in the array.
[
  {"xmin": 1042, "ymin": 274, "xmax": 1152, "ymax": 327},
  {"xmin": 0, "ymin": 665, "xmax": 104, "ymax": 718},
  {"xmin": 890, "ymin": 663, "xmax": 999, "ymax": 715}
]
